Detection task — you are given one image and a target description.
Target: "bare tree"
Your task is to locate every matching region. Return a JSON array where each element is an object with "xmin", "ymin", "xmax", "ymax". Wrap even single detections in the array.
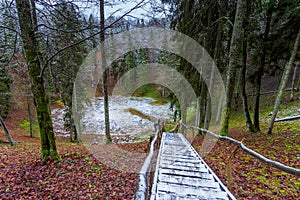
[
  {"xmin": 290, "ymin": 62, "xmax": 299, "ymax": 101},
  {"xmin": 253, "ymin": 2, "xmax": 273, "ymax": 131},
  {"xmin": 16, "ymin": 0, "xmax": 59, "ymax": 160},
  {"xmin": 221, "ymin": 0, "xmax": 246, "ymax": 136},
  {"xmin": 240, "ymin": 0, "xmax": 256, "ymax": 132},
  {"xmin": 0, "ymin": 115, "xmax": 15, "ymax": 145},
  {"xmin": 100, "ymin": 0, "xmax": 112, "ymax": 143},
  {"xmin": 268, "ymin": 29, "xmax": 300, "ymax": 134}
]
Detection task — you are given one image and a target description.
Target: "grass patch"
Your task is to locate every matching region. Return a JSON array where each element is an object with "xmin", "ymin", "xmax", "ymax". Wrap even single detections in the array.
[
  {"xmin": 132, "ymin": 133, "xmax": 151, "ymax": 142},
  {"xmin": 226, "ymin": 90, "xmax": 300, "ymax": 131},
  {"xmin": 133, "ymin": 84, "xmax": 172, "ymax": 102},
  {"xmin": 55, "ymin": 99, "xmax": 64, "ymax": 106},
  {"xmin": 125, "ymin": 108, "xmax": 157, "ymax": 122},
  {"xmin": 19, "ymin": 119, "xmax": 40, "ymax": 137},
  {"xmin": 165, "ymin": 125, "xmax": 174, "ymax": 132},
  {"xmin": 150, "ymin": 100, "xmax": 168, "ymax": 105},
  {"xmin": 134, "ymin": 84, "xmax": 159, "ymax": 99}
]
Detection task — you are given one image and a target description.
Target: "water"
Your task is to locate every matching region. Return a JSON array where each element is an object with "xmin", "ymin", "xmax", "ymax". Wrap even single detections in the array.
[{"xmin": 52, "ymin": 96, "xmax": 174, "ymax": 138}]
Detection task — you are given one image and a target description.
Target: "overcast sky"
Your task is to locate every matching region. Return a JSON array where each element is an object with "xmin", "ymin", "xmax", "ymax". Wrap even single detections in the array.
[{"xmin": 80, "ymin": 0, "xmax": 168, "ymax": 21}]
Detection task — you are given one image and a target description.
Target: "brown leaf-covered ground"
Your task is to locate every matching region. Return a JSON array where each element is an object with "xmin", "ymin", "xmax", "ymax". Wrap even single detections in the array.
[
  {"xmin": 0, "ymin": 109, "xmax": 149, "ymax": 199},
  {"xmin": 192, "ymin": 127, "xmax": 300, "ymax": 200},
  {"xmin": 0, "ymin": 141, "xmax": 139, "ymax": 199},
  {"xmin": 1, "ymin": 108, "xmax": 300, "ymax": 199},
  {"xmin": 0, "ymin": 140, "xmax": 151, "ymax": 199}
]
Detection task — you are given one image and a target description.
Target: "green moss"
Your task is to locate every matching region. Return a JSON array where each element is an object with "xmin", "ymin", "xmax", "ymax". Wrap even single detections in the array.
[
  {"xmin": 42, "ymin": 149, "xmax": 50, "ymax": 160},
  {"xmin": 125, "ymin": 108, "xmax": 157, "ymax": 122},
  {"xmin": 279, "ymin": 190, "xmax": 286, "ymax": 194},
  {"xmin": 106, "ymin": 138, "xmax": 112, "ymax": 144},
  {"xmin": 41, "ymin": 149, "xmax": 61, "ymax": 161},
  {"xmin": 295, "ymin": 181, "xmax": 300, "ymax": 189}
]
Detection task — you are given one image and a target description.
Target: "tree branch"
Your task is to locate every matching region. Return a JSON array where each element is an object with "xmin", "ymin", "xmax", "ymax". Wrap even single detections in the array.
[
  {"xmin": 0, "ymin": 25, "xmax": 20, "ymax": 35},
  {"xmin": 39, "ymin": 0, "xmax": 147, "ymax": 77}
]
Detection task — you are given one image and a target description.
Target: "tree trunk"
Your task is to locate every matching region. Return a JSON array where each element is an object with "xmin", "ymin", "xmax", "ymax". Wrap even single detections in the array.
[
  {"xmin": 181, "ymin": 103, "xmax": 187, "ymax": 134},
  {"xmin": 199, "ymin": 82, "xmax": 207, "ymax": 129},
  {"xmin": 234, "ymin": 68, "xmax": 242, "ymax": 109},
  {"xmin": 253, "ymin": 6, "xmax": 272, "ymax": 131},
  {"xmin": 268, "ymin": 29, "xmax": 300, "ymax": 134},
  {"xmin": 195, "ymin": 97, "xmax": 200, "ymax": 127},
  {"xmin": 0, "ymin": 115, "xmax": 15, "ymax": 145},
  {"xmin": 204, "ymin": 94, "xmax": 211, "ymax": 129},
  {"xmin": 290, "ymin": 63, "xmax": 299, "ymax": 101},
  {"xmin": 26, "ymin": 94, "xmax": 33, "ymax": 137},
  {"xmin": 297, "ymin": 67, "xmax": 300, "ymax": 89},
  {"xmin": 195, "ymin": 78, "xmax": 206, "ymax": 134},
  {"xmin": 241, "ymin": 0, "xmax": 256, "ymax": 132},
  {"xmin": 204, "ymin": 13, "xmax": 223, "ymax": 130},
  {"xmin": 241, "ymin": 38, "xmax": 255, "ymax": 132},
  {"xmin": 221, "ymin": 0, "xmax": 246, "ymax": 136},
  {"xmin": 16, "ymin": 0, "xmax": 59, "ymax": 160},
  {"xmin": 100, "ymin": 0, "xmax": 112, "ymax": 143}
]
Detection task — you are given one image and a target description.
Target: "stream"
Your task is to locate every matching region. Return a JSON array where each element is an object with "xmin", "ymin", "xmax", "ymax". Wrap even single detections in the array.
[{"xmin": 52, "ymin": 96, "xmax": 174, "ymax": 141}]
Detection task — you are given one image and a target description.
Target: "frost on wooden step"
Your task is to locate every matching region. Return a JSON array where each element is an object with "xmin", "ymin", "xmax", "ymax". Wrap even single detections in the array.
[
  {"xmin": 159, "ymin": 164, "xmax": 206, "ymax": 172},
  {"xmin": 158, "ymin": 174, "xmax": 221, "ymax": 189},
  {"xmin": 156, "ymin": 182, "xmax": 229, "ymax": 199},
  {"xmin": 159, "ymin": 168, "xmax": 211, "ymax": 177},
  {"xmin": 156, "ymin": 191, "xmax": 228, "ymax": 200},
  {"xmin": 150, "ymin": 132, "xmax": 236, "ymax": 200}
]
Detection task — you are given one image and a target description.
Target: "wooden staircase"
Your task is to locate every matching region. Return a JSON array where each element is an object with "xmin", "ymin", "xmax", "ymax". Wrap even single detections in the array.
[{"xmin": 150, "ymin": 132, "xmax": 236, "ymax": 200}]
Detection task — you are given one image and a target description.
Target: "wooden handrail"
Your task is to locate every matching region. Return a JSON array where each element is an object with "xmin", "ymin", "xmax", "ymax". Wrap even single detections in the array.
[
  {"xmin": 134, "ymin": 120, "xmax": 161, "ymax": 200},
  {"xmin": 275, "ymin": 115, "xmax": 300, "ymax": 122},
  {"xmin": 181, "ymin": 122, "xmax": 300, "ymax": 177},
  {"xmin": 247, "ymin": 87, "xmax": 299, "ymax": 96}
]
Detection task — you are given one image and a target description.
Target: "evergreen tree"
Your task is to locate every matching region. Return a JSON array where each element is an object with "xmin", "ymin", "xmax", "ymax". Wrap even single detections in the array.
[
  {"xmin": 0, "ymin": 0, "xmax": 16, "ymax": 119},
  {"xmin": 249, "ymin": 0, "xmax": 300, "ymax": 131},
  {"xmin": 0, "ymin": 66, "xmax": 12, "ymax": 119},
  {"xmin": 88, "ymin": 14, "xmax": 98, "ymax": 49},
  {"xmin": 49, "ymin": 0, "xmax": 88, "ymax": 142}
]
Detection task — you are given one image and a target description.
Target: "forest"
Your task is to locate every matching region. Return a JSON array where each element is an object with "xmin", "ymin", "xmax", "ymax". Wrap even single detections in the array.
[{"xmin": 0, "ymin": 0, "xmax": 299, "ymax": 199}]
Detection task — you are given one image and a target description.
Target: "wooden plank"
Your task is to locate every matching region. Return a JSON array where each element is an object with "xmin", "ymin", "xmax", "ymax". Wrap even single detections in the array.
[
  {"xmin": 164, "ymin": 142, "xmax": 187, "ymax": 146},
  {"xmin": 161, "ymin": 156, "xmax": 202, "ymax": 165},
  {"xmin": 160, "ymin": 165, "xmax": 207, "ymax": 172},
  {"xmin": 160, "ymin": 161, "xmax": 206, "ymax": 169},
  {"xmin": 159, "ymin": 168, "xmax": 211, "ymax": 177},
  {"xmin": 161, "ymin": 153, "xmax": 196, "ymax": 159},
  {"xmin": 156, "ymin": 182, "xmax": 229, "ymax": 200},
  {"xmin": 156, "ymin": 192, "xmax": 228, "ymax": 200},
  {"xmin": 158, "ymin": 174, "xmax": 221, "ymax": 190},
  {"xmin": 162, "ymin": 149, "xmax": 191, "ymax": 155},
  {"xmin": 159, "ymin": 170, "xmax": 214, "ymax": 180}
]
